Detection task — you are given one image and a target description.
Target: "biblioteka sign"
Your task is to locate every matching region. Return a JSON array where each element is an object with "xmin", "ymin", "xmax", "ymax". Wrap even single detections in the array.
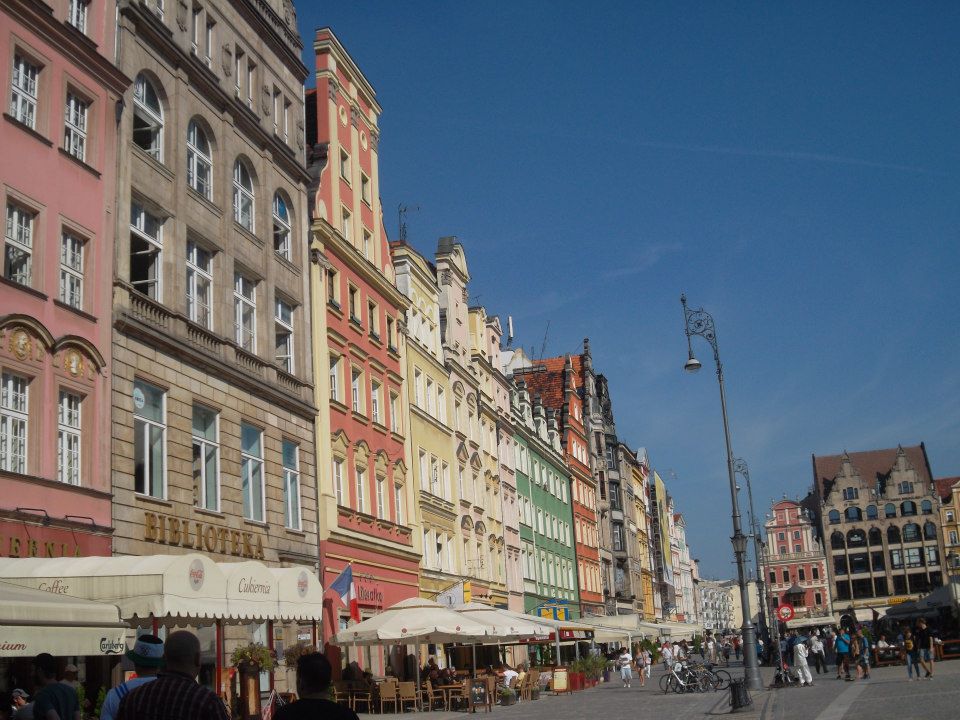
[{"xmin": 143, "ymin": 511, "xmax": 266, "ymax": 560}]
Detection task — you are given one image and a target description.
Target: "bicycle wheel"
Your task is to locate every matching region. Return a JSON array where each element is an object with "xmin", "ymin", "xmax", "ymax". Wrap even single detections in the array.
[
  {"xmin": 713, "ymin": 670, "xmax": 732, "ymax": 690},
  {"xmin": 659, "ymin": 673, "xmax": 672, "ymax": 694}
]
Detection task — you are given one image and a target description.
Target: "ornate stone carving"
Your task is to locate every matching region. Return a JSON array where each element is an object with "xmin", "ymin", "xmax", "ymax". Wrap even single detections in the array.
[
  {"xmin": 296, "ymin": 118, "xmax": 304, "ymax": 149},
  {"xmin": 282, "ymin": 0, "xmax": 297, "ymax": 28},
  {"xmin": 176, "ymin": 0, "xmax": 188, "ymax": 31},
  {"xmin": 222, "ymin": 44, "xmax": 233, "ymax": 77},
  {"xmin": 64, "ymin": 349, "xmax": 84, "ymax": 377},
  {"xmin": 8, "ymin": 328, "xmax": 31, "ymax": 360},
  {"xmin": 369, "ymin": 131, "xmax": 379, "ymax": 152},
  {"xmin": 349, "ymin": 106, "xmax": 359, "ymax": 128},
  {"xmin": 327, "ymin": 80, "xmax": 338, "ymax": 101},
  {"xmin": 261, "ymin": 85, "xmax": 271, "ymax": 115}
]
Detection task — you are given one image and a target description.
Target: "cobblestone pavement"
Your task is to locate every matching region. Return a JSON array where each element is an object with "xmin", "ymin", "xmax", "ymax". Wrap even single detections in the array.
[{"xmin": 357, "ymin": 659, "xmax": 960, "ymax": 720}]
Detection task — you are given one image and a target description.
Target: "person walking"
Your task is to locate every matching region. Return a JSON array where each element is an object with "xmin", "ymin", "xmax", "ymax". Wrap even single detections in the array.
[
  {"xmin": 10, "ymin": 689, "xmax": 31, "ymax": 719},
  {"xmin": 733, "ymin": 636, "xmax": 741, "ymax": 661},
  {"xmin": 100, "ymin": 635, "xmax": 164, "ymax": 720},
  {"xmin": 32, "ymin": 654, "xmax": 79, "ymax": 720},
  {"xmin": 617, "ymin": 647, "xmax": 633, "ymax": 688},
  {"xmin": 275, "ymin": 653, "xmax": 357, "ymax": 720},
  {"xmin": 834, "ymin": 628, "xmax": 852, "ymax": 681},
  {"xmin": 793, "ymin": 636, "xmax": 813, "ymax": 687},
  {"xmin": 640, "ymin": 647, "xmax": 652, "ymax": 686},
  {"xmin": 914, "ymin": 619, "xmax": 934, "ymax": 679},
  {"xmin": 854, "ymin": 629, "xmax": 871, "ymax": 680},
  {"xmin": 903, "ymin": 629, "xmax": 921, "ymax": 681},
  {"xmin": 661, "ymin": 642, "xmax": 674, "ymax": 670},
  {"xmin": 809, "ymin": 632, "xmax": 826, "ymax": 675},
  {"xmin": 115, "ymin": 631, "xmax": 229, "ymax": 720}
]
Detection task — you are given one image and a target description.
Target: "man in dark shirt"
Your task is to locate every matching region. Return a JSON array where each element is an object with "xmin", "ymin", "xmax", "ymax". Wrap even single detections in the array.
[
  {"xmin": 276, "ymin": 653, "xmax": 357, "ymax": 720},
  {"xmin": 116, "ymin": 631, "xmax": 228, "ymax": 720},
  {"xmin": 914, "ymin": 619, "xmax": 934, "ymax": 679},
  {"xmin": 32, "ymin": 654, "xmax": 79, "ymax": 720}
]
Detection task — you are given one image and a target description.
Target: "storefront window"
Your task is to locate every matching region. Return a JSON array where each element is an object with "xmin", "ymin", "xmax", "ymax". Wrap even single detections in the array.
[{"xmin": 134, "ymin": 379, "xmax": 165, "ymax": 497}]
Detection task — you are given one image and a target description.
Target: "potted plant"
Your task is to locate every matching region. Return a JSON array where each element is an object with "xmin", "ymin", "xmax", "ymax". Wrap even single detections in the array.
[
  {"xmin": 499, "ymin": 687, "xmax": 517, "ymax": 706},
  {"xmin": 231, "ymin": 643, "xmax": 278, "ymax": 720}
]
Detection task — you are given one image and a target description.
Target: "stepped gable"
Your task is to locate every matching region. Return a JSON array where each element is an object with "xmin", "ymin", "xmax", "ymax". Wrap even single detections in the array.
[{"xmin": 813, "ymin": 445, "xmax": 932, "ymax": 500}]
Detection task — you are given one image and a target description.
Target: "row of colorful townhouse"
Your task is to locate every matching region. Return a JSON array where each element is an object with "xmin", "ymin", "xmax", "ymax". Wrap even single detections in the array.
[{"xmin": 0, "ymin": 1, "xmax": 701, "ymax": 681}]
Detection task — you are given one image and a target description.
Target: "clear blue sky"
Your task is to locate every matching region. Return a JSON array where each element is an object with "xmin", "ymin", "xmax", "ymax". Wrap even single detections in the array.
[{"xmin": 296, "ymin": 2, "xmax": 960, "ymax": 579}]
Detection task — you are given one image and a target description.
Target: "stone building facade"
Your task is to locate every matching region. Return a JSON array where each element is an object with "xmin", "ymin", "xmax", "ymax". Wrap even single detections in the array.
[
  {"xmin": 698, "ymin": 579, "xmax": 735, "ymax": 633},
  {"xmin": 764, "ymin": 499, "xmax": 832, "ymax": 624},
  {"xmin": 812, "ymin": 444, "xmax": 946, "ymax": 622},
  {"xmin": 1, "ymin": 0, "xmax": 128, "ymax": 559},
  {"xmin": 936, "ymin": 476, "xmax": 960, "ymax": 571},
  {"xmin": 110, "ymin": 0, "xmax": 316, "ymax": 690}
]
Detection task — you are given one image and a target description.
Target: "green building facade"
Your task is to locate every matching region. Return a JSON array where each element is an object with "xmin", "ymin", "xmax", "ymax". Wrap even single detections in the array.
[{"xmin": 512, "ymin": 380, "xmax": 581, "ymax": 620}]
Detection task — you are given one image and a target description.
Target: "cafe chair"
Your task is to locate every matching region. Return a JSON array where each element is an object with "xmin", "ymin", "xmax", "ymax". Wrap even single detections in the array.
[
  {"xmin": 398, "ymin": 681, "xmax": 420, "ymax": 712},
  {"xmin": 379, "ymin": 678, "xmax": 399, "ymax": 714},
  {"xmin": 422, "ymin": 679, "xmax": 446, "ymax": 711}
]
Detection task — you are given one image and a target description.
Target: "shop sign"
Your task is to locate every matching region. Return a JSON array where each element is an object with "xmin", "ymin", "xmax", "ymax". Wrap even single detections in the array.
[
  {"xmin": 558, "ymin": 629, "xmax": 593, "ymax": 640},
  {"xmin": 0, "ymin": 520, "xmax": 110, "ymax": 558},
  {"xmin": 355, "ymin": 580, "xmax": 384, "ymax": 607},
  {"xmin": 143, "ymin": 511, "xmax": 265, "ymax": 560}
]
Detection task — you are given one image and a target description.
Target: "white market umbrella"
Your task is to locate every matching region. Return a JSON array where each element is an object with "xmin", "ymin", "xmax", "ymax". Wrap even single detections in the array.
[
  {"xmin": 332, "ymin": 597, "xmax": 490, "ymax": 646},
  {"xmin": 455, "ymin": 602, "xmax": 553, "ymax": 642}
]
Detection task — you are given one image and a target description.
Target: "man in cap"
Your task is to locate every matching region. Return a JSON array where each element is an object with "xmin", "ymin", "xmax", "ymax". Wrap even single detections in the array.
[
  {"xmin": 10, "ymin": 689, "xmax": 32, "ymax": 719},
  {"xmin": 116, "ymin": 631, "xmax": 228, "ymax": 720},
  {"xmin": 99, "ymin": 635, "xmax": 164, "ymax": 720}
]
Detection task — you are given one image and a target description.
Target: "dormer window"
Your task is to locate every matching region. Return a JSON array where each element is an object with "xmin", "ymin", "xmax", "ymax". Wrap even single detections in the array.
[{"xmin": 842, "ymin": 487, "xmax": 859, "ymax": 501}]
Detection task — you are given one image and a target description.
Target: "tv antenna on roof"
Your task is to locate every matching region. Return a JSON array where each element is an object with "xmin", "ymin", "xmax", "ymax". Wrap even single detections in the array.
[{"xmin": 398, "ymin": 204, "xmax": 419, "ymax": 242}]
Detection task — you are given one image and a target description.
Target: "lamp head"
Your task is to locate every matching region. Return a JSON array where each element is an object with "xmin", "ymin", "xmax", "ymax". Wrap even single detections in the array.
[{"xmin": 684, "ymin": 351, "xmax": 702, "ymax": 373}]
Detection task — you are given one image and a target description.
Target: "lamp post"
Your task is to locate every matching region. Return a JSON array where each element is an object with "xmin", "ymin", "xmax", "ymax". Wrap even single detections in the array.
[
  {"xmin": 680, "ymin": 294, "xmax": 763, "ymax": 691},
  {"xmin": 733, "ymin": 459, "xmax": 769, "ymax": 646}
]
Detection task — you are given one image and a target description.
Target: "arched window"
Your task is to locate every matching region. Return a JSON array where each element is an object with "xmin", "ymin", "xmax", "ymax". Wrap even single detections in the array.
[
  {"xmin": 846, "ymin": 529, "xmax": 866, "ymax": 548},
  {"xmin": 273, "ymin": 192, "xmax": 291, "ymax": 259},
  {"xmin": 844, "ymin": 506, "xmax": 862, "ymax": 522},
  {"xmin": 187, "ymin": 120, "xmax": 212, "ymax": 199},
  {"xmin": 866, "ymin": 505, "xmax": 878, "ymax": 520},
  {"xmin": 233, "ymin": 159, "xmax": 254, "ymax": 231},
  {"xmin": 884, "ymin": 503, "xmax": 896, "ymax": 518},
  {"xmin": 924, "ymin": 521, "xmax": 937, "ymax": 540},
  {"xmin": 133, "ymin": 74, "xmax": 162, "ymax": 159},
  {"xmin": 887, "ymin": 526, "xmax": 901, "ymax": 544},
  {"xmin": 868, "ymin": 528, "xmax": 882, "ymax": 546},
  {"xmin": 921, "ymin": 499, "xmax": 933, "ymax": 515},
  {"xmin": 828, "ymin": 509, "xmax": 841, "ymax": 525},
  {"xmin": 903, "ymin": 523, "xmax": 921, "ymax": 542},
  {"xmin": 901, "ymin": 501, "xmax": 917, "ymax": 517},
  {"xmin": 831, "ymin": 531, "xmax": 845, "ymax": 550}
]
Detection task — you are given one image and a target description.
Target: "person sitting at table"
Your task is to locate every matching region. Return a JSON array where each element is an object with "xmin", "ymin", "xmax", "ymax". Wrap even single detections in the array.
[{"xmin": 876, "ymin": 635, "xmax": 891, "ymax": 650}]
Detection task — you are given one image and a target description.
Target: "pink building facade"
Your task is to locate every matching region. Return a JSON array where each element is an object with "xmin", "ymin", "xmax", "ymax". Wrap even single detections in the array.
[
  {"xmin": 0, "ymin": 0, "xmax": 128, "ymax": 557},
  {"xmin": 764, "ymin": 499, "xmax": 832, "ymax": 623}
]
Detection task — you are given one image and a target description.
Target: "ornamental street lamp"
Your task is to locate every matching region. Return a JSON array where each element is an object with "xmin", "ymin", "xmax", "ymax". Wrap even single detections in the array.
[
  {"xmin": 680, "ymin": 294, "xmax": 763, "ymax": 691},
  {"xmin": 733, "ymin": 459, "xmax": 769, "ymax": 645}
]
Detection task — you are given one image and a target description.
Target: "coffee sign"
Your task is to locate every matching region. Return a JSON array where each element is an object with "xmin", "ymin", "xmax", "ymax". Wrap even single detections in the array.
[{"xmin": 143, "ymin": 511, "xmax": 265, "ymax": 560}]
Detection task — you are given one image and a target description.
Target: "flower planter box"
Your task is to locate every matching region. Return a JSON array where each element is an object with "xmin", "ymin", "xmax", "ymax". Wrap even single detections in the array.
[{"xmin": 500, "ymin": 693, "xmax": 517, "ymax": 706}]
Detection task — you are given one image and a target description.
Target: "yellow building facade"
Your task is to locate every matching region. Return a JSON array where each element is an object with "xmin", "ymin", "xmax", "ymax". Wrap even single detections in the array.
[
  {"xmin": 632, "ymin": 457, "xmax": 656, "ymax": 620},
  {"xmin": 937, "ymin": 477, "xmax": 960, "ymax": 571},
  {"xmin": 392, "ymin": 242, "xmax": 461, "ymax": 600}
]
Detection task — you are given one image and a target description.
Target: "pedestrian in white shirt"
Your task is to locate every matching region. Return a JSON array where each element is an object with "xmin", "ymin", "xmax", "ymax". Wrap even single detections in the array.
[
  {"xmin": 617, "ymin": 648, "xmax": 633, "ymax": 688},
  {"xmin": 794, "ymin": 637, "xmax": 813, "ymax": 687}
]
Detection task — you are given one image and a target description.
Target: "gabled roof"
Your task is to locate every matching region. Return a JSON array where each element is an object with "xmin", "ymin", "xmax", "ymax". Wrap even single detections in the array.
[
  {"xmin": 812, "ymin": 444, "xmax": 932, "ymax": 500},
  {"xmin": 512, "ymin": 354, "xmax": 584, "ymax": 413},
  {"xmin": 935, "ymin": 477, "xmax": 960, "ymax": 503}
]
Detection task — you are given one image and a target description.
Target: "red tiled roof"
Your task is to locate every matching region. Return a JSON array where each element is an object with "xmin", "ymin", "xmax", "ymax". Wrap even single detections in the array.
[
  {"xmin": 812, "ymin": 445, "xmax": 932, "ymax": 499},
  {"xmin": 513, "ymin": 354, "xmax": 583, "ymax": 412},
  {"xmin": 935, "ymin": 477, "xmax": 960, "ymax": 502}
]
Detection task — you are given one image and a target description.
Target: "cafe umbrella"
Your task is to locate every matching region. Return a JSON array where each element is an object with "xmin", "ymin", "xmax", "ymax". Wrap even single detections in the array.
[{"xmin": 454, "ymin": 602, "xmax": 554, "ymax": 672}]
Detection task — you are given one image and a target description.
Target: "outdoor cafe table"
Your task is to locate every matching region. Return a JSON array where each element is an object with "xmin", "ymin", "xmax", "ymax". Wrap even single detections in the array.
[{"xmin": 436, "ymin": 684, "xmax": 464, "ymax": 710}]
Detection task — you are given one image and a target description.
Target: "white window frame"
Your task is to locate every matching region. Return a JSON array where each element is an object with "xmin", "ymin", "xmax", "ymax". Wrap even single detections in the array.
[
  {"xmin": 275, "ymin": 298, "xmax": 294, "ymax": 373},
  {"xmin": 240, "ymin": 422, "xmax": 265, "ymax": 522},
  {"xmin": 133, "ymin": 379, "xmax": 166, "ymax": 498},
  {"xmin": 64, "ymin": 92, "xmax": 88, "ymax": 161},
  {"xmin": 394, "ymin": 483, "xmax": 404, "ymax": 525},
  {"xmin": 233, "ymin": 160, "xmax": 255, "ymax": 231},
  {"xmin": 191, "ymin": 404, "xmax": 220, "ymax": 511},
  {"xmin": 233, "ymin": 273, "xmax": 256, "ymax": 352},
  {"xmin": 351, "ymin": 367, "xmax": 362, "ymax": 413},
  {"xmin": 10, "ymin": 54, "xmax": 38, "ymax": 129},
  {"xmin": 376, "ymin": 476, "xmax": 386, "ymax": 519},
  {"xmin": 333, "ymin": 458, "xmax": 345, "ymax": 506},
  {"xmin": 360, "ymin": 173, "xmax": 371, "ymax": 205},
  {"xmin": 339, "ymin": 149, "xmax": 350, "ymax": 183},
  {"xmin": 371, "ymin": 379, "xmax": 382, "ymax": 424},
  {"xmin": 0, "ymin": 373, "xmax": 28, "ymax": 474},
  {"xmin": 59, "ymin": 231, "xmax": 84, "ymax": 309},
  {"xmin": 355, "ymin": 464, "xmax": 366, "ymax": 513},
  {"xmin": 4, "ymin": 203, "xmax": 34, "ymax": 286},
  {"xmin": 389, "ymin": 391, "xmax": 399, "ymax": 433},
  {"xmin": 341, "ymin": 207, "xmax": 351, "ymax": 243},
  {"xmin": 68, "ymin": 0, "xmax": 89, "ymax": 34},
  {"xmin": 186, "ymin": 120, "xmax": 212, "ymax": 199},
  {"xmin": 130, "ymin": 203, "xmax": 163, "ymax": 299},
  {"xmin": 57, "ymin": 390, "xmax": 81, "ymax": 485},
  {"xmin": 329, "ymin": 354, "xmax": 341, "ymax": 402},
  {"xmin": 272, "ymin": 192, "xmax": 291, "ymax": 259},
  {"xmin": 283, "ymin": 439, "xmax": 301, "ymax": 530},
  {"xmin": 132, "ymin": 74, "xmax": 163, "ymax": 160},
  {"xmin": 186, "ymin": 240, "xmax": 212, "ymax": 328}
]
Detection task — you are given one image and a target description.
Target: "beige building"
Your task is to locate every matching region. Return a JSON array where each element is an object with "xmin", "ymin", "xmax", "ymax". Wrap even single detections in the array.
[
  {"xmin": 111, "ymin": 0, "xmax": 316, "ymax": 691},
  {"xmin": 723, "ymin": 579, "xmax": 762, "ymax": 629},
  {"xmin": 391, "ymin": 241, "xmax": 460, "ymax": 601}
]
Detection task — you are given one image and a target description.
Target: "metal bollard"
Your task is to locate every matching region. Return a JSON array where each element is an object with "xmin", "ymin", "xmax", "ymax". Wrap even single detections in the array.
[{"xmin": 729, "ymin": 679, "xmax": 752, "ymax": 712}]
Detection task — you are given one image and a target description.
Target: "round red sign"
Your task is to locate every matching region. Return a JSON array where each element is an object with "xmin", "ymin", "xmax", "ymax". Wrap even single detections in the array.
[{"xmin": 777, "ymin": 605, "xmax": 795, "ymax": 622}]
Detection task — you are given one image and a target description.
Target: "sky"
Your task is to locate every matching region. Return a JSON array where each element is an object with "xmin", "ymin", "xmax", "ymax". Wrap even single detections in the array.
[{"xmin": 295, "ymin": 1, "xmax": 960, "ymax": 579}]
